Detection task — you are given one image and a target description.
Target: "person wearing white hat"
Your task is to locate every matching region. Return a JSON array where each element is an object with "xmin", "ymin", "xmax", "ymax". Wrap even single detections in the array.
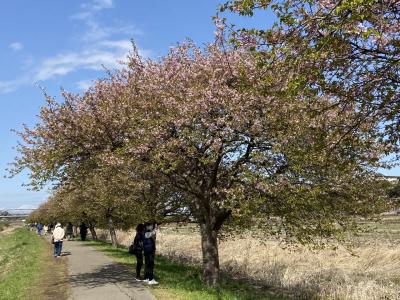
[{"xmin": 52, "ymin": 223, "xmax": 65, "ymax": 257}]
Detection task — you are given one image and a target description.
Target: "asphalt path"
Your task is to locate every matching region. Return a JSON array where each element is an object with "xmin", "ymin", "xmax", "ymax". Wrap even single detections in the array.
[{"xmin": 60, "ymin": 239, "xmax": 157, "ymax": 300}]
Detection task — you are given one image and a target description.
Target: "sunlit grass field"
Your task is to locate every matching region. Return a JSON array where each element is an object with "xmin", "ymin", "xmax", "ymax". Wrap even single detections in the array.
[
  {"xmin": 0, "ymin": 228, "xmax": 48, "ymax": 300},
  {"xmin": 94, "ymin": 215, "xmax": 400, "ymax": 299}
]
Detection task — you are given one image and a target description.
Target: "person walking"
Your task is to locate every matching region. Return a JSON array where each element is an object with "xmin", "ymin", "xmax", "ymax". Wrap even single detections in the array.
[
  {"xmin": 143, "ymin": 222, "xmax": 158, "ymax": 285},
  {"xmin": 37, "ymin": 223, "xmax": 43, "ymax": 236},
  {"xmin": 66, "ymin": 222, "xmax": 74, "ymax": 240},
  {"xmin": 43, "ymin": 224, "xmax": 48, "ymax": 236},
  {"xmin": 79, "ymin": 222, "xmax": 88, "ymax": 241},
  {"xmin": 131, "ymin": 223, "xmax": 144, "ymax": 280},
  {"xmin": 52, "ymin": 223, "xmax": 65, "ymax": 257}
]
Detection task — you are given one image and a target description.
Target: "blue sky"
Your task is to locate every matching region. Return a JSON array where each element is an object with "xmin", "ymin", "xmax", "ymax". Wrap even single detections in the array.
[{"xmin": 0, "ymin": 0, "xmax": 398, "ymax": 209}]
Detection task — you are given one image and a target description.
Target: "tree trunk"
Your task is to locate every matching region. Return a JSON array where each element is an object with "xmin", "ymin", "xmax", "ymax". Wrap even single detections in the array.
[
  {"xmin": 89, "ymin": 225, "xmax": 97, "ymax": 241},
  {"xmin": 108, "ymin": 215, "xmax": 118, "ymax": 248},
  {"xmin": 199, "ymin": 219, "xmax": 220, "ymax": 287}
]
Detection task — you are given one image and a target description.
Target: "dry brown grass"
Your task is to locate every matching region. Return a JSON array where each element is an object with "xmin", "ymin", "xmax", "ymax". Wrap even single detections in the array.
[{"xmin": 98, "ymin": 217, "xmax": 400, "ymax": 300}]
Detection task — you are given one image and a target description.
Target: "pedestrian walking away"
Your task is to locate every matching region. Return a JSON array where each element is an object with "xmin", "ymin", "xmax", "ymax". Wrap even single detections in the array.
[
  {"xmin": 79, "ymin": 222, "xmax": 88, "ymax": 241},
  {"xmin": 37, "ymin": 223, "xmax": 43, "ymax": 236},
  {"xmin": 52, "ymin": 223, "xmax": 65, "ymax": 257},
  {"xmin": 66, "ymin": 222, "xmax": 74, "ymax": 240}
]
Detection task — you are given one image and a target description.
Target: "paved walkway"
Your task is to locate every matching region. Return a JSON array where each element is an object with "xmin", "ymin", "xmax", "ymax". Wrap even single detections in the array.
[{"xmin": 61, "ymin": 240, "xmax": 157, "ymax": 300}]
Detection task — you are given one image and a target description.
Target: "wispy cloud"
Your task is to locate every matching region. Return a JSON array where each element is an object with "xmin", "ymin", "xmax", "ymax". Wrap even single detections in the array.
[
  {"xmin": 34, "ymin": 39, "xmax": 141, "ymax": 81},
  {"xmin": 9, "ymin": 42, "xmax": 23, "ymax": 51},
  {"xmin": 71, "ymin": 0, "xmax": 141, "ymax": 42},
  {"xmin": 0, "ymin": 77, "xmax": 29, "ymax": 93},
  {"xmin": 0, "ymin": 0, "xmax": 148, "ymax": 94},
  {"xmin": 0, "ymin": 39, "xmax": 146, "ymax": 94},
  {"xmin": 84, "ymin": 0, "xmax": 113, "ymax": 11},
  {"xmin": 76, "ymin": 79, "xmax": 93, "ymax": 90},
  {"xmin": 0, "ymin": 81, "xmax": 17, "ymax": 93}
]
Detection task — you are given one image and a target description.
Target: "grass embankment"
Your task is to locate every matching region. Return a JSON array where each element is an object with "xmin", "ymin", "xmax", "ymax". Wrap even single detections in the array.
[
  {"xmin": 81, "ymin": 239, "xmax": 283, "ymax": 300},
  {"xmin": 0, "ymin": 221, "xmax": 9, "ymax": 232},
  {"xmin": 0, "ymin": 228, "xmax": 48, "ymax": 300}
]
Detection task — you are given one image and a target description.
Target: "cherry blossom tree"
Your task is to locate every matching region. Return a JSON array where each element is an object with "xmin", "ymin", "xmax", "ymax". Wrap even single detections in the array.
[{"xmin": 120, "ymin": 43, "xmax": 389, "ymax": 286}]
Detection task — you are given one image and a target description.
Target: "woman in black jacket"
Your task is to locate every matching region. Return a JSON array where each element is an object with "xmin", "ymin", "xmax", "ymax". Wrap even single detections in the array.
[{"xmin": 132, "ymin": 223, "xmax": 145, "ymax": 280}]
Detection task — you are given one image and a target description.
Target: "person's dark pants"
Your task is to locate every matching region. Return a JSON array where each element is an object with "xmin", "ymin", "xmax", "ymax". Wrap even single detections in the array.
[
  {"xmin": 80, "ymin": 233, "xmax": 87, "ymax": 241},
  {"xmin": 135, "ymin": 253, "xmax": 143, "ymax": 278},
  {"xmin": 144, "ymin": 252, "xmax": 155, "ymax": 280},
  {"xmin": 54, "ymin": 241, "xmax": 63, "ymax": 257}
]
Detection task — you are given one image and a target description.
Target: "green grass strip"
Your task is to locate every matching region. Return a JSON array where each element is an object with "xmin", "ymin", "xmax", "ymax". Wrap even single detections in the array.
[
  {"xmin": 0, "ymin": 228, "xmax": 47, "ymax": 300},
  {"xmin": 80, "ymin": 239, "xmax": 284, "ymax": 300}
]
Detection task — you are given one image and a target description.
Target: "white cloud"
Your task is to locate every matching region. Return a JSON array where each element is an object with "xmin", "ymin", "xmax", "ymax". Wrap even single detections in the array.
[
  {"xmin": 99, "ymin": 40, "xmax": 132, "ymax": 50},
  {"xmin": 71, "ymin": 0, "xmax": 141, "ymax": 43},
  {"xmin": 0, "ymin": 39, "xmax": 144, "ymax": 93},
  {"xmin": 76, "ymin": 79, "xmax": 93, "ymax": 90},
  {"xmin": 0, "ymin": 81, "xmax": 17, "ymax": 93},
  {"xmin": 0, "ymin": 0, "xmax": 149, "ymax": 94},
  {"xmin": 73, "ymin": 16, "xmax": 141, "ymax": 43},
  {"xmin": 0, "ymin": 77, "xmax": 29, "ymax": 93},
  {"xmin": 34, "ymin": 41, "xmax": 134, "ymax": 81},
  {"xmin": 9, "ymin": 42, "xmax": 23, "ymax": 51},
  {"xmin": 93, "ymin": 0, "xmax": 113, "ymax": 10},
  {"xmin": 80, "ymin": 0, "xmax": 113, "ymax": 11}
]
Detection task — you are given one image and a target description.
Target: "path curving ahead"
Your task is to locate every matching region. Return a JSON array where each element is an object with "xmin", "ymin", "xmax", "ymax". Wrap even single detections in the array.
[{"xmin": 63, "ymin": 240, "xmax": 157, "ymax": 300}]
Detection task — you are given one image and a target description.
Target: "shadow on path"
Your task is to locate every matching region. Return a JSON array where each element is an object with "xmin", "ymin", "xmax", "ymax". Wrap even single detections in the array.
[{"xmin": 69, "ymin": 263, "xmax": 146, "ymax": 290}]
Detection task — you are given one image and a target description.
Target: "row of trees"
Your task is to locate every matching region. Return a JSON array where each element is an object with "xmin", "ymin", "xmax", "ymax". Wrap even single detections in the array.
[{"xmin": 15, "ymin": 0, "xmax": 398, "ymax": 287}]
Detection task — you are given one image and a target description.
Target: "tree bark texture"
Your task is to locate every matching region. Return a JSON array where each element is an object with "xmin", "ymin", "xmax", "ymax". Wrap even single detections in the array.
[
  {"xmin": 108, "ymin": 215, "xmax": 118, "ymax": 248},
  {"xmin": 199, "ymin": 218, "xmax": 220, "ymax": 287},
  {"xmin": 89, "ymin": 225, "xmax": 98, "ymax": 241}
]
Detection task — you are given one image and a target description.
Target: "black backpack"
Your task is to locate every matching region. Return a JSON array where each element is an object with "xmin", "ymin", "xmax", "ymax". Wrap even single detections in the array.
[
  {"xmin": 129, "ymin": 233, "xmax": 144, "ymax": 255},
  {"xmin": 128, "ymin": 243, "xmax": 135, "ymax": 254}
]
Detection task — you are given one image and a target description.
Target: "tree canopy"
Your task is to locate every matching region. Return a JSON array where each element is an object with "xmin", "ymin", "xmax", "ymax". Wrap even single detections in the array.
[{"xmin": 221, "ymin": 0, "xmax": 399, "ymax": 153}]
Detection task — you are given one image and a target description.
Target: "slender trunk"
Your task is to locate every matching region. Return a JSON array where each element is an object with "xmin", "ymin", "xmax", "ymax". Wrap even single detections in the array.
[
  {"xmin": 108, "ymin": 215, "xmax": 118, "ymax": 248},
  {"xmin": 199, "ymin": 219, "xmax": 220, "ymax": 287},
  {"xmin": 85, "ymin": 219, "xmax": 97, "ymax": 240},
  {"xmin": 89, "ymin": 225, "xmax": 97, "ymax": 241}
]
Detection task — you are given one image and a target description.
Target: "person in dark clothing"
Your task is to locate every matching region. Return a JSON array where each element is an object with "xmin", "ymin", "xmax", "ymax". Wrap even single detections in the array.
[
  {"xmin": 79, "ymin": 222, "xmax": 88, "ymax": 241},
  {"xmin": 36, "ymin": 223, "xmax": 43, "ymax": 236},
  {"xmin": 66, "ymin": 222, "xmax": 74, "ymax": 240},
  {"xmin": 143, "ymin": 221, "xmax": 158, "ymax": 285},
  {"xmin": 132, "ymin": 223, "xmax": 145, "ymax": 280}
]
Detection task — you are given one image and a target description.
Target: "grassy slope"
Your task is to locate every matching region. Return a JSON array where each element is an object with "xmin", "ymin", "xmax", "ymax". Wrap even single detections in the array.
[
  {"xmin": 0, "ymin": 228, "xmax": 48, "ymax": 300},
  {"xmin": 0, "ymin": 222, "xmax": 9, "ymax": 232},
  {"xmin": 80, "ymin": 239, "xmax": 285, "ymax": 300}
]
